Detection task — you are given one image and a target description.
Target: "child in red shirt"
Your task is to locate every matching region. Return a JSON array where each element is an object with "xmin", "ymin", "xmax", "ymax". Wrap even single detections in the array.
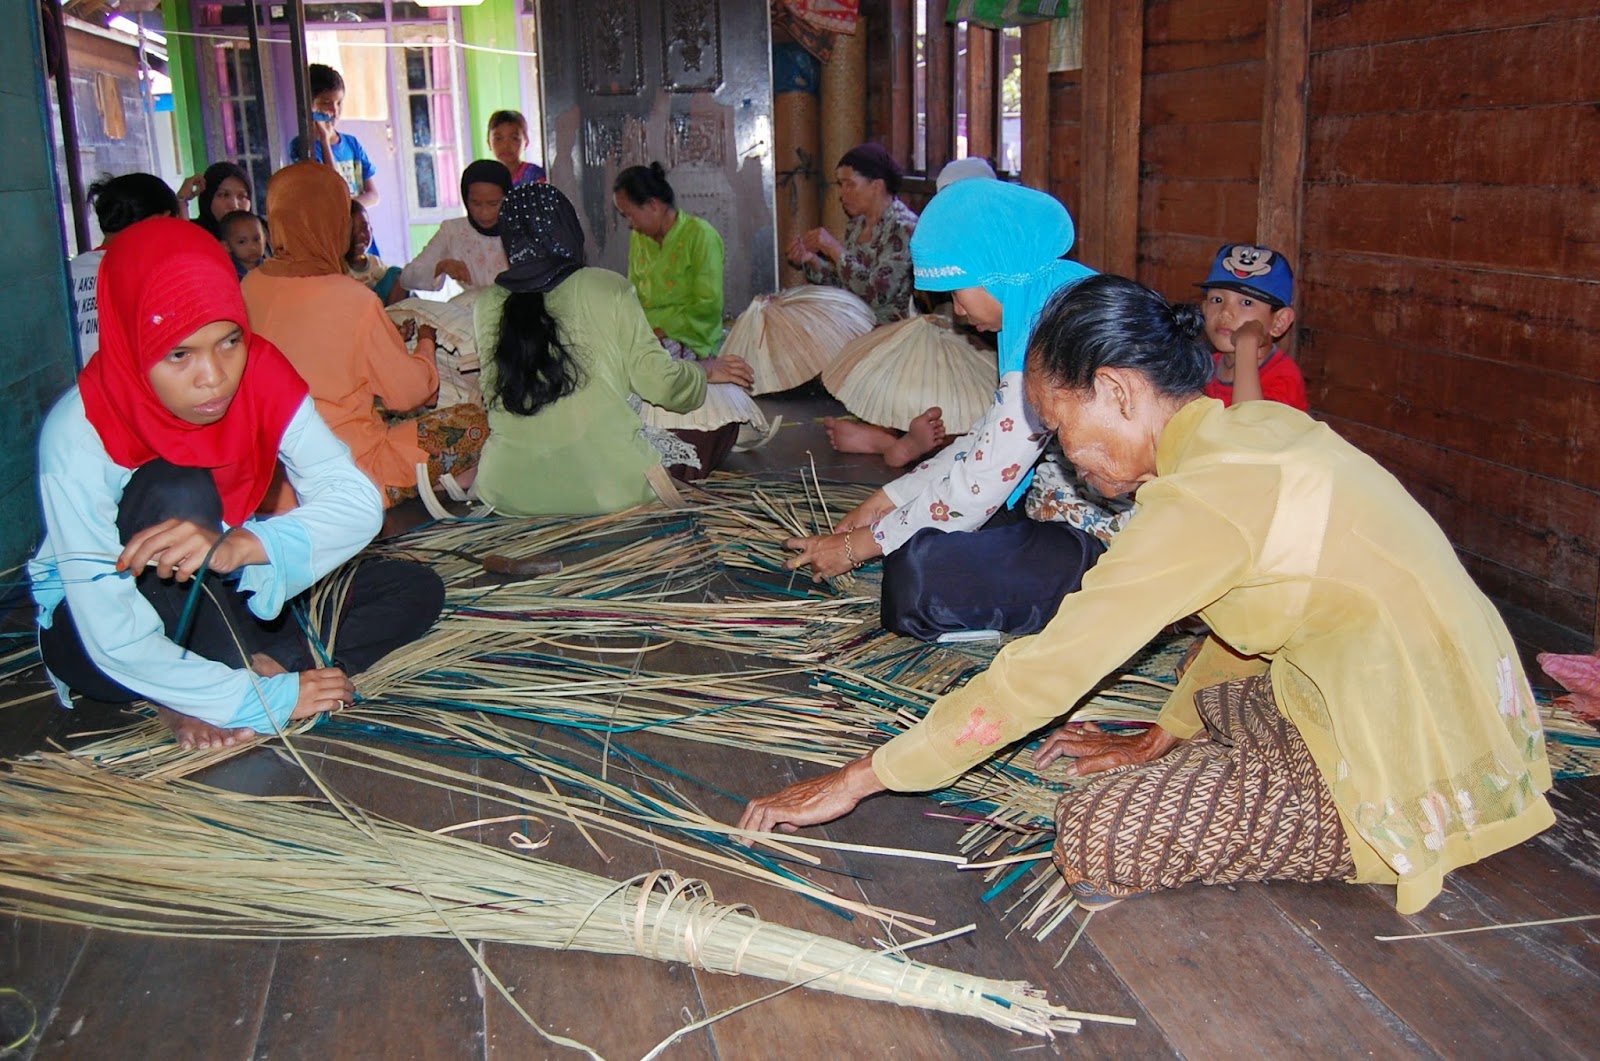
[{"xmin": 1197, "ymin": 243, "xmax": 1307, "ymax": 412}]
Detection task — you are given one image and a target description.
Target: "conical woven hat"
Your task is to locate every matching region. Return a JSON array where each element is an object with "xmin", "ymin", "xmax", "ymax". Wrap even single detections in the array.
[
  {"xmin": 725, "ymin": 285, "xmax": 877, "ymax": 394},
  {"xmin": 639, "ymin": 382, "xmax": 770, "ymax": 431},
  {"xmin": 821, "ymin": 315, "xmax": 997, "ymax": 435}
]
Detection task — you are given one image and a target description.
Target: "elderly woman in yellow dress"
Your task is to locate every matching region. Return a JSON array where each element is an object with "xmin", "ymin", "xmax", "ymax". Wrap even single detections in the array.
[{"xmin": 739, "ymin": 274, "xmax": 1553, "ymax": 915}]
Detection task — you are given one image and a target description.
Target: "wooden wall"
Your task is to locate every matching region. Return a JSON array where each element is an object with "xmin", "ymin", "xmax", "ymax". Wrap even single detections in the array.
[
  {"xmin": 1040, "ymin": 0, "xmax": 1600, "ymax": 647},
  {"xmin": 1047, "ymin": 71, "xmax": 1081, "ymax": 221},
  {"xmin": 1298, "ymin": 2, "xmax": 1600, "ymax": 647},
  {"xmin": 1134, "ymin": 0, "xmax": 1267, "ymax": 297},
  {"xmin": 862, "ymin": 0, "xmax": 1600, "ymax": 644}
]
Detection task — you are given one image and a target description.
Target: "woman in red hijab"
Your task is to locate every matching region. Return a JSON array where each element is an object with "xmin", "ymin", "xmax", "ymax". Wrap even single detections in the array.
[{"xmin": 29, "ymin": 217, "xmax": 443, "ymax": 750}]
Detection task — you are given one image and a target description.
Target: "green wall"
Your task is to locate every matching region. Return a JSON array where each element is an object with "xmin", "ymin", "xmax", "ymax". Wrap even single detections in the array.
[
  {"xmin": 1, "ymin": 5, "xmax": 78, "ymax": 570},
  {"xmin": 161, "ymin": 0, "xmax": 207, "ymax": 178},
  {"xmin": 459, "ymin": 0, "xmax": 524, "ymax": 159}
]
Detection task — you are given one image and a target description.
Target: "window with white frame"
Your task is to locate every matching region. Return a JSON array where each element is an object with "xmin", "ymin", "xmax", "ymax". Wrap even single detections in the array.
[{"xmin": 395, "ymin": 28, "xmax": 464, "ymax": 219}]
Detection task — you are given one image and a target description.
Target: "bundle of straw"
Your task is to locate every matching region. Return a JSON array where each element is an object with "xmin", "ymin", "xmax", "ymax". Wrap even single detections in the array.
[
  {"xmin": 389, "ymin": 293, "xmax": 483, "ymax": 408},
  {"xmin": 725, "ymin": 286, "xmax": 877, "ymax": 394},
  {"xmin": 0, "ymin": 757, "xmax": 1123, "ymax": 1038},
  {"xmin": 822, "ymin": 315, "xmax": 998, "ymax": 435}
]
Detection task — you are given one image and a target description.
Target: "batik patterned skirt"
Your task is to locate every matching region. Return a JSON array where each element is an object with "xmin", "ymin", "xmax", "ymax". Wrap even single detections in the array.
[{"xmin": 1053, "ymin": 674, "xmax": 1356, "ymax": 897}]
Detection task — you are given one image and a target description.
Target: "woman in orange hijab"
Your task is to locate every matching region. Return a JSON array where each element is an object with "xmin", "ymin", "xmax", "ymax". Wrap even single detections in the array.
[
  {"xmin": 243, "ymin": 161, "xmax": 485, "ymax": 506},
  {"xmin": 30, "ymin": 217, "xmax": 444, "ymax": 750}
]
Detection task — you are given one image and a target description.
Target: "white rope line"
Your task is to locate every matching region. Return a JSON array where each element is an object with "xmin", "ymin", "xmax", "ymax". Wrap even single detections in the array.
[{"xmin": 158, "ymin": 25, "xmax": 538, "ymax": 60}]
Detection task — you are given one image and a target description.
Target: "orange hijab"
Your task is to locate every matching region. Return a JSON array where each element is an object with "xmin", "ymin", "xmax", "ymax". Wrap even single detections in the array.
[
  {"xmin": 77, "ymin": 216, "xmax": 308, "ymax": 524},
  {"xmin": 257, "ymin": 161, "xmax": 351, "ymax": 278}
]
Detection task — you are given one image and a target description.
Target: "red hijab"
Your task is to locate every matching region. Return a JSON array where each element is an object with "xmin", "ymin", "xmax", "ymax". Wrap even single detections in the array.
[{"xmin": 77, "ymin": 216, "xmax": 309, "ymax": 524}]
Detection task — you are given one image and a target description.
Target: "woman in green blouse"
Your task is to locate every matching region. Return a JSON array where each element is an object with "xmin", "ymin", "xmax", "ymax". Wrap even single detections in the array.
[{"xmin": 614, "ymin": 162, "xmax": 726, "ymax": 358}]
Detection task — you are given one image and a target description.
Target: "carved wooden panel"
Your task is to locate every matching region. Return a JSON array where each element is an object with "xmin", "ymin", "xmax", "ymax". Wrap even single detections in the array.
[
  {"xmin": 540, "ymin": 0, "xmax": 775, "ymax": 311},
  {"xmin": 666, "ymin": 112, "xmax": 727, "ymax": 169},
  {"xmin": 661, "ymin": 0, "xmax": 722, "ymax": 92},
  {"xmin": 583, "ymin": 114, "xmax": 651, "ymax": 171},
  {"xmin": 581, "ymin": 0, "xmax": 644, "ymax": 96}
]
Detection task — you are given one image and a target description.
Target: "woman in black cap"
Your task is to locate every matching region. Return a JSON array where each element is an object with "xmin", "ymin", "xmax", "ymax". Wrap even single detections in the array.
[{"xmin": 787, "ymin": 142, "xmax": 918, "ymax": 325}]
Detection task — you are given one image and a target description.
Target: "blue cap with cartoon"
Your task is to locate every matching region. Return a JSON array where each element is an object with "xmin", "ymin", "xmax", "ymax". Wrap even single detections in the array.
[{"xmin": 1197, "ymin": 243, "xmax": 1294, "ymax": 307}]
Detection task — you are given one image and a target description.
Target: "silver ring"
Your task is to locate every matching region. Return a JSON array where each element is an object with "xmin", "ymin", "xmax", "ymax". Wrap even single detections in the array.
[{"xmin": 335, "ymin": 698, "xmax": 348, "ymax": 711}]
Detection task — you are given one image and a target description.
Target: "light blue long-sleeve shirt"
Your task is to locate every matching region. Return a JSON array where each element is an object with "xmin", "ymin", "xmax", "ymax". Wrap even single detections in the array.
[{"xmin": 29, "ymin": 390, "xmax": 384, "ymax": 732}]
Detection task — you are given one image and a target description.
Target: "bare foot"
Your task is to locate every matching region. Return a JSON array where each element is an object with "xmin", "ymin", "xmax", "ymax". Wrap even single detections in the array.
[
  {"xmin": 883, "ymin": 407, "xmax": 946, "ymax": 467},
  {"xmin": 825, "ymin": 416, "xmax": 900, "ymax": 456},
  {"xmin": 156, "ymin": 706, "xmax": 259, "ymax": 751}
]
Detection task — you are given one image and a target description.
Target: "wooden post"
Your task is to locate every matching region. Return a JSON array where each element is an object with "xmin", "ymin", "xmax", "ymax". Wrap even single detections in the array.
[
  {"xmin": 1080, "ymin": 0, "xmax": 1141, "ymax": 275},
  {"xmin": 1257, "ymin": 0, "xmax": 1311, "ymax": 271},
  {"xmin": 925, "ymin": 0, "xmax": 953, "ymax": 175},
  {"xmin": 965, "ymin": 24, "xmax": 995, "ymax": 163},
  {"xmin": 885, "ymin": 0, "xmax": 915, "ymax": 168},
  {"xmin": 1019, "ymin": 22, "xmax": 1051, "ymax": 190}
]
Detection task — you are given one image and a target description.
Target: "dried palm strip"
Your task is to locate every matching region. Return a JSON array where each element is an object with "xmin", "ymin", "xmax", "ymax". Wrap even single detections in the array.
[{"xmin": 0, "ymin": 756, "xmax": 1128, "ymax": 1037}]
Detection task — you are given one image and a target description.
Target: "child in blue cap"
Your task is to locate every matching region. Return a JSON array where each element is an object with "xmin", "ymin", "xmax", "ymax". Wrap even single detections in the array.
[{"xmin": 1197, "ymin": 243, "xmax": 1307, "ymax": 411}]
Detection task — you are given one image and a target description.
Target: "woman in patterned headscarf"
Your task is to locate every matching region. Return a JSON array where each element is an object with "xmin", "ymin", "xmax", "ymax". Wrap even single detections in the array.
[{"xmin": 472, "ymin": 183, "xmax": 753, "ymax": 515}]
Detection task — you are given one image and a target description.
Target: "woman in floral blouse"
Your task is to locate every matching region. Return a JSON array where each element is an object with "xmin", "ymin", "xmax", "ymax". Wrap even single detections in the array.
[
  {"xmin": 785, "ymin": 180, "xmax": 1109, "ymax": 640},
  {"xmin": 788, "ymin": 142, "xmax": 918, "ymax": 326}
]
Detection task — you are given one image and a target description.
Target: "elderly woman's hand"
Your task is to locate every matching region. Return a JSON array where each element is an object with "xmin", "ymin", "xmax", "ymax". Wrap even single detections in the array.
[
  {"xmin": 736, "ymin": 755, "xmax": 885, "ymax": 841},
  {"xmin": 1033, "ymin": 722, "xmax": 1181, "ymax": 776},
  {"xmin": 703, "ymin": 355, "xmax": 755, "ymax": 389},
  {"xmin": 835, "ymin": 488, "xmax": 898, "ymax": 533},
  {"xmin": 784, "ymin": 527, "xmax": 882, "ymax": 580}
]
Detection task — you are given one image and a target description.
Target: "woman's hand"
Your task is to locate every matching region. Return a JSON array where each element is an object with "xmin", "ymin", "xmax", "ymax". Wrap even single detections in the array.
[
  {"xmin": 784, "ymin": 526, "xmax": 882, "ymax": 581},
  {"xmin": 416, "ymin": 324, "xmax": 438, "ymax": 347},
  {"xmin": 703, "ymin": 354, "xmax": 755, "ymax": 389},
  {"xmin": 1033, "ymin": 722, "xmax": 1181, "ymax": 776},
  {"xmin": 736, "ymin": 755, "xmax": 885, "ymax": 840},
  {"xmin": 435, "ymin": 258, "xmax": 471, "ymax": 284},
  {"xmin": 398, "ymin": 318, "xmax": 418, "ymax": 342},
  {"xmin": 809, "ymin": 229, "xmax": 846, "ymax": 264},
  {"xmin": 835, "ymin": 488, "xmax": 898, "ymax": 533},
  {"xmin": 118, "ymin": 521, "xmax": 267, "ymax": 582},
  {"xmin": 177, "ymin": 174, "xmax": 206, "ymax": 203},
  {"xmin": 290, "ymin": 667, "xmax": 356, "ymax": 720},
  {"xmin": 785, "ymin": 233, "xmax": 819, "ymax": 268}
]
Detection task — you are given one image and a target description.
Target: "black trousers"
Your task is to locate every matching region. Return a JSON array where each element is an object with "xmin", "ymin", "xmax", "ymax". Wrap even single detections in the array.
[
  {"xmin": 881, "ymin": 505, "xmax": 1106, "ymax": 641},
  {"xmin": 39, "ymin": 460, "xmax": 444, "ymax": 703}
]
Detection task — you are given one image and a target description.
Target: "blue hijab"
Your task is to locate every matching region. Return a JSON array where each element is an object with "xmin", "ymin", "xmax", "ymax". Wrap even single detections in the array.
[{"xmin": 910, "ymin": 180, "xmax": 1096, "ymax": 375}]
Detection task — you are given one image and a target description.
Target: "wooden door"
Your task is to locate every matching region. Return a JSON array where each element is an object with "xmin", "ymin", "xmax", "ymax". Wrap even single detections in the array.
[{"xmin": 537, "ymin": 0, "xmax": 776, "ymax": 315}]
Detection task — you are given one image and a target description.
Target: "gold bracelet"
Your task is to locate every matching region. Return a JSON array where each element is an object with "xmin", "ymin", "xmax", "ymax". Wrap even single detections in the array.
[{"xmin": 843, "ymin": 530, "xmax": 856, "ymax": 570}]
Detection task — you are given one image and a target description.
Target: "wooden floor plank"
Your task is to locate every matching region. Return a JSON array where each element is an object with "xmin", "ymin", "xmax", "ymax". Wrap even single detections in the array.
[
  {"xmin": 1264, "ymin": 879, "xmax": 1577, "ymax": 1057},
  {"xmin": 254, "ymin": 938, "xmax": 480, "ymax": 1061},
  {"xmin": 37, "ymin": 934, "xmax": 276, "ymax": 1059},
  {"xmin": 0, "ymin": 917, "xmax": 87, "ymax": 1060},
  {"xmin": 1080, "ymin": 881, "xmax": 1431, "ymax": 1056},
  {"xmin": 824, "ymin": 774, "xmax": 1174, "ymax": 1056},
  {"xmin": 470, "ymin": 717, "xmax": 715, "ymax": 1061}
]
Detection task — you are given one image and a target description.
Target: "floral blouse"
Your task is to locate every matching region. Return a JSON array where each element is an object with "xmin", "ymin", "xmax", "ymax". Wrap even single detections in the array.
[
  {"xmin": 803, "ymin": 198, "xmax": 918, "ymax": 325},
  {"xmin": 874, "ymin": 371, "xmax": 1130, "ymax": 553}
]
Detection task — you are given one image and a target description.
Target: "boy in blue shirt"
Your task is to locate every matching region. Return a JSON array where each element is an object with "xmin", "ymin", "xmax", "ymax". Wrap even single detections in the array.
[{"xmin": 288, "ymin": 63, "xmax": 379, "ymax": 214}]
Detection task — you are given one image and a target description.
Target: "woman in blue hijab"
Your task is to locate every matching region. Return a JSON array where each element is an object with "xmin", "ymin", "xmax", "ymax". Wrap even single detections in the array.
[{"xmin": 787, "ymin": 179, "xmax": 1112, "ymax": 640}]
